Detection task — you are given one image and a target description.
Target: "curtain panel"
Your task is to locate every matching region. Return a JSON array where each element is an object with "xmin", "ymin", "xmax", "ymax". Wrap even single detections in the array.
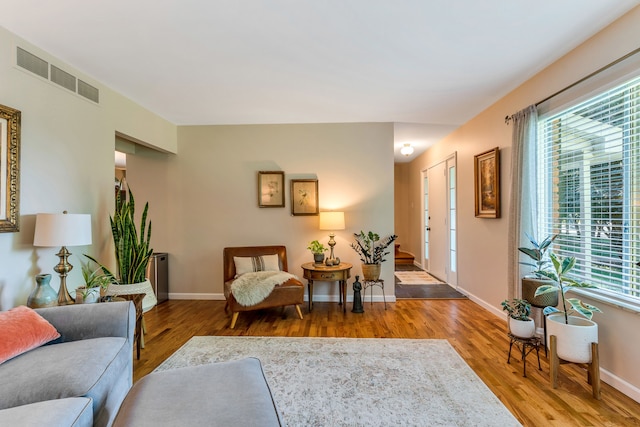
[{"xmin": 507, "ymin": 105, "xmax": 538, "ymax": 299}]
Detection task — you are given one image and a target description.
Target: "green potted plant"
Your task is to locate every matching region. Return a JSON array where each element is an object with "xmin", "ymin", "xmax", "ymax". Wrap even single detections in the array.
[
  {"xmin": 86, "ymin": 180, "xmax": 157, "ymax": 311},
  {"xmin": 351, "ymin": 231, "xmax": 397, "ymax": 281},
  {"xmin": 534, "ymin": 252, "xmax": 602, "ymax": 363},
  {"xmin": 75, "ymin": 260, "xmax": 111, "ymax": 304},
  {"xmin": 518, "ymin": 233, "xmax": 559, "ymax": 307},
  {"xmin": 501, "ymin": 298, "xmax": 535, "ymax": 338},
  {"xmin": 307, "ymin": 240, "xmax": 328, "ymax": 265}
]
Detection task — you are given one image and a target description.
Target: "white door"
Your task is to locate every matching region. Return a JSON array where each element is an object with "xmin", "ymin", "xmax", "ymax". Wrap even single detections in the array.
[
  {"xmin": 426, "ymin": 161, "xmax": 448, "ymax": 281},
  {"xmin": 423, "ymin": 154, "xmax": 457, "ymax": 285}
]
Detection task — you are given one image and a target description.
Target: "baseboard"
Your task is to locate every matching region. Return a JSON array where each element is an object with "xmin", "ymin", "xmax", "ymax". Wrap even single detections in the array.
[{"xmin": 167, "ymin": 293, "xmax": 396, "ymax": 304}]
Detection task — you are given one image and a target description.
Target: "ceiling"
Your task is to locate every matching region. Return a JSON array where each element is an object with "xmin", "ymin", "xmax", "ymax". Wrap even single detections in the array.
[{"xmin": 0, "ymin": 1, "xmax": 638, "ymax": 162}]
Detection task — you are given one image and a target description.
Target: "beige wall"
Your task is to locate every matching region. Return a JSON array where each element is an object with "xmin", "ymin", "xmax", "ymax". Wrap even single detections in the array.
[
  {"xmin": 0, "ymin": 28, "xmax": 177, "ymax": 309},
  {"xmin": 400, "ymin": 7, "xmax": 640, "ymax": 400},
  {"xmin": 394, "ymin": 163, "xmax": 410, "ymax": 252},
  {"xmin": 125, "ymin": 122, "xmax": 396, "ymax": 301}
]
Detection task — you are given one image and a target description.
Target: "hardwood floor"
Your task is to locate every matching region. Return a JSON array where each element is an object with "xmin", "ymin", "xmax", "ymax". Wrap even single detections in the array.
[{"xmin": 135, "ymin": 299, "xmax": 640, "ymax": 426}]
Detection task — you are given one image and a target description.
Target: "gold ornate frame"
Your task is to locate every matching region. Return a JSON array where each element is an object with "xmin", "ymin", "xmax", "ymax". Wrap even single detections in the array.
[
  {"xmin": 0, "ymin": 104, "xmax": 20, "ymax": 232},
  {"xmin": 474, "ymin": 147, "xmax": 500, "ymax": 218}
]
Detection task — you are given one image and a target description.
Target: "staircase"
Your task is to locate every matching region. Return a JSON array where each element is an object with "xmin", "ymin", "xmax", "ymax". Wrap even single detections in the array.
[{"xmin": 395, "ymin": 244, "xmax": 415, "ymax": 265}]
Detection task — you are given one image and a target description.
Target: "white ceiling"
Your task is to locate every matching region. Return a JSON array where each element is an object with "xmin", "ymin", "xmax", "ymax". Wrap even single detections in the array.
[{"xmin": 0, "ymin": 1, "xmax": 638, "ymax": 162}]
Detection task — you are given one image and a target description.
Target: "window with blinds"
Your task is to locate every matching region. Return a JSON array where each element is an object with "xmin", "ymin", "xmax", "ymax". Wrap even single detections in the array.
[{"xmin": 537, "ymin": 74, "xmax": 640, "ymax": 300}]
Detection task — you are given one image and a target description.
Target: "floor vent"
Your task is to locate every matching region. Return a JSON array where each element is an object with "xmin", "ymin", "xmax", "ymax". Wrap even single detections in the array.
[
  {"xmin": 78, "ymin": 79, "xmax": 99, "ymax": 103},
  {"xmin": 51, "ymin": 65, "xmax": 76, "ymax": 92},
  {"xmin": 16, "ymin": 46, "xmax": 100, "ymax": 104},
  {"xmin": 16, "ymin": 47, "xmax": 48, "ymax": 79}
]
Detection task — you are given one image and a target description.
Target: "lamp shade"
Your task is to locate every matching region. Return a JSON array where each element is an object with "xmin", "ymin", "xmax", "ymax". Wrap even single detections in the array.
[
  {"xmin": 34, "ymin": 213, "xmax": 92, "ymax": 247},
  {"xmin": 319, "ymin": 211, "xmax": 345, "ymax": 231}
]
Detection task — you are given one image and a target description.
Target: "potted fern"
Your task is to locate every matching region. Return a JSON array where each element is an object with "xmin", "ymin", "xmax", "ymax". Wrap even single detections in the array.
[
  {"xmin": 351, "ymin": 231, "xmax": 397, "ymax": 281},
  {"xmin": 87, "ymin": 180, "xmax": 157, "ymax": 311},
  {"xmin": 534, "ymin": 252, "xmax": 602, "ymax": 363}
]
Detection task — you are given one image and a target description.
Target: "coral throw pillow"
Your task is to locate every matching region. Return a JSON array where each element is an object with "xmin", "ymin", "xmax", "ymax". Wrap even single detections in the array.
[{"xmin": 0, "ymin": 305, "xmax": 60, "ymax": 364}]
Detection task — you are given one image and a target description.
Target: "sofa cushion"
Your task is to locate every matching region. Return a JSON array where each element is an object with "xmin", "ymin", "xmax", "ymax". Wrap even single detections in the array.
[
  {"xmin": 0, "ymin": 398, "xmax": 93, "ymax": 427},
  {"xmin": 234, "ymin": 254, "xmax": 280, "ymax": 276},
  {"xmin": 0, "ymin": 305, "xmax": 60, "ymax": 364},
  {"xmin": 0, "ymin": 336, "xmax": 132, "ymax": 427}
]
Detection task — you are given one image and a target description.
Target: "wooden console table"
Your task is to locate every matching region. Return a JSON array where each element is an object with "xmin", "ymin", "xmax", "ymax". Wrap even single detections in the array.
[{"xmin": 301, "ymin": 262, "xmax": 352, "ymax": 313}]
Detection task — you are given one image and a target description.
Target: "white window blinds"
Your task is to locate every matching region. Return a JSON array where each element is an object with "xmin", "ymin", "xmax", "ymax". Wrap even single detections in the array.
[{"xmin": 537, "ymin": 74, "xmax": 640, "ymax": 300}]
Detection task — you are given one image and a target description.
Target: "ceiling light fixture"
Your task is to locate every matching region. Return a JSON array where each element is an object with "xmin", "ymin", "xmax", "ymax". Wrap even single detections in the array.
[{"xmin": 400, "ymin": 144, "xmax": 414, "ymax": 156}]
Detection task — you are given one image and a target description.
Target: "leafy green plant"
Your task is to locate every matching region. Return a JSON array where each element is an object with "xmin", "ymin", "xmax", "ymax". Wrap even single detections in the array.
[
  {"xmin": 518, "ymin": 233, "xmax": 557, "ymax": 276},
  {"xmin": 501, "ymin": 298, "xmax": 531, "ymax": 321},
  {"xmin": 80, "ymin": 260, "xmax": 111, "ymax": 289},
  {"xmin": 351, "ymin": 231, "xmax": 397, "ymax": 264},
  {"xmin": 87, "ymin": 181, "xmax": 152, "ymax": 284},
  {"xmin": 307, "ymin": 240, "xmax": 327, "ymax": 254},
  {"xmin": 535, "ymin": 252, "xmax": 602, "ymax": 323}
]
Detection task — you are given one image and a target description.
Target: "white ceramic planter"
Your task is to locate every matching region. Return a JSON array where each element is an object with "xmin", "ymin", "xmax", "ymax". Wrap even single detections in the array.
[
  {"xmin": 547, "ymin": 313, "xmax": 598, "ymax": 363},
  {"xmin": 107, "ymin": 279, "xmax": 158, "ymax": 312},
  {"xmin": 508, "ymin": 317, "xmax": 536, "ymax": 338},
  {"xmin": 75, "ymin": 287, "xmax": 101, "ymax": 304}
]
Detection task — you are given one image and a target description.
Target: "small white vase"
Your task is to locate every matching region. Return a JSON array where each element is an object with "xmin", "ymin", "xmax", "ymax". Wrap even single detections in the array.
[
  {"xmin": 75, "ymin": 287, "xmax": 101, "ymax": 304},
  {"xmin": 508, "ymin": 317, "xmax": 536, "ymax": 338},
  {"xmin": 547, "ymin": 313, "xmax": 598, "ymax": 363}
]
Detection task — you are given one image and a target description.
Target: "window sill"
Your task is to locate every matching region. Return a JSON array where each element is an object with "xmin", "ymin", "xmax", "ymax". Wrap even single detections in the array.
[{"xmin": 568, "ymin": 288, "xmax": 640, "ymax": 315}]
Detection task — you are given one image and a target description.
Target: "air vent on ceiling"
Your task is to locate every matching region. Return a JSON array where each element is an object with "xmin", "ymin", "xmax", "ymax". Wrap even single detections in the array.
[
  {"xmin": 78, "ymin": 79, "xmax": 99, "ymax": 103},
  {"xmin": 51, "ymin": 65, "xmax": 76, "ymax": 92},
  {"xmin": 16, "ymin": 47, "xmax": 48, "ymax": 79},
  {"xmin": 15, "ymin": 46, "xmax": 100, "ymax": 104}
]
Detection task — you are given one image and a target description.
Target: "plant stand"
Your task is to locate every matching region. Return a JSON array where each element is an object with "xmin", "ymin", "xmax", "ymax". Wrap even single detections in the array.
[
  {"xmin": 549, "ymin": 335, "xmax": 601, "ymax": 400},
  {"xmin": 507, "ymin": 333, "xmax": 541, "ymax": 377},
  {"xmin": 362, "ymin": 279, "xmax": 386, "ymax": 309}
]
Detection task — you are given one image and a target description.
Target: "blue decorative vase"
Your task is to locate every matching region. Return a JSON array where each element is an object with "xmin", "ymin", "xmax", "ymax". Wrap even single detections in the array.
[{"xmin": 27, "ymin": 274, "xmax": 58, "ymax": 308}]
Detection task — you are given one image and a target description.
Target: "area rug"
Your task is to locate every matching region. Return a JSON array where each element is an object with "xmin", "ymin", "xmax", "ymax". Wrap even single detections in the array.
[
  {"xmin": 155, "ymin": 337, "xmax": 521, "ymax": 427},
  {"xmin": 395, "ymin": 283, "xmax": 468, "ymax": 299},
  {"xmin": 394, "ymin": 271, "xmax": 445, "ymax": 284}
]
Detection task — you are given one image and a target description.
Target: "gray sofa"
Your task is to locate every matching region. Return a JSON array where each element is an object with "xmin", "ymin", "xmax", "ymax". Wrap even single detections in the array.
[{"xmin": 0, "ymin": 301, "xmax": 135, "ymax": 427}]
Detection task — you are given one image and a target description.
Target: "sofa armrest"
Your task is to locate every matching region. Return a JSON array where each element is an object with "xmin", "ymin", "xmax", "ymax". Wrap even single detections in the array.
[{"xmin": 35, "ymin": 301, "xmax": 135, "ymax": 344}]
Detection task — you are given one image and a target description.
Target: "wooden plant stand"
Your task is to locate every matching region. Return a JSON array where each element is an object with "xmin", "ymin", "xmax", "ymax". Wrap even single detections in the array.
[{"xmin": 549, "ymin": 335, "xmax": 601, "ymax": 400}]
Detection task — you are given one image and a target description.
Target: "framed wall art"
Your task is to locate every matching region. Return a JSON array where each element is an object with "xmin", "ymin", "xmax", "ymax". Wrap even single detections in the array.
[
  {"xmin": 0, "ymin": 104, "xmax": 21, "ymax": 232},
  {"xmin": 257, "ymin": 171, "xmax": 285, "ymax": 208},
  {"xmin": 474, "ymin": 147, "xmax": 500, "ymax": 218},
  {"xmin": 290, "ymin": 179, "xmax": 318, "ymax": 216}
]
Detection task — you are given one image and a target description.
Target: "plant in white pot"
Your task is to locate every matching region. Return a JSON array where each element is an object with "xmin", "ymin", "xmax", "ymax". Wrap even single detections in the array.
[
  {"xmin": 501, "ymin": 298, "xmax": 535, "ymax": 338},
  {"xmin": 518, "ymin": 233, "xmax": 559, "ymax": 307},
  {"xmin": 87, "ymin": 181, "xmax": 157, "ymax": 312},
  {"xmin": 351, "ymin": 231, "xmax": 397, "ymax": 281},
  {"xmin": 535, "ymin": 252, "xmax": 602, "ymax": 363},
  {"xmin": 75, "ymin": 260, "xmax": 111, "ymax": 304}
]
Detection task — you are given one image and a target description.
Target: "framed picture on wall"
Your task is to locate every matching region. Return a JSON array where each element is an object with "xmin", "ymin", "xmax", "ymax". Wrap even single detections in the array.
[
  {"xmin": 290, "ymin": 179, "xmax": 319, "ymax": 216},
  {"xmin": 258, "ymin": 171, "xmax": 285, "ymax": 208},
  {"xmin": 474, "ymin": 147, "xmax": 500, "ymax": 218},
  {"xmin": 0, "ymin": 104, "xmax": 21, "ymax": 232}
]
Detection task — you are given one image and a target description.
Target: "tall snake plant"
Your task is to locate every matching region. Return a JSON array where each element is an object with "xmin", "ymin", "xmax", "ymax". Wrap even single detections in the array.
[{"xmin": 87, "ymin": 181, "xmax": 152, "ymax": 284}]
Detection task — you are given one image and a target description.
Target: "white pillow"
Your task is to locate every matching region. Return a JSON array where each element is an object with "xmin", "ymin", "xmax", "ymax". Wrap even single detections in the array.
[{"xmin": 234, "ymin": 254, "xmax": 281, "ymax": 276}]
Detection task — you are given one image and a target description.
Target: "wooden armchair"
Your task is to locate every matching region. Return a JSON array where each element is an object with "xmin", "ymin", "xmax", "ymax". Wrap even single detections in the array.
[{"xmin": 223, "ymin": 246, "xmax": 304, "ymax": 328}]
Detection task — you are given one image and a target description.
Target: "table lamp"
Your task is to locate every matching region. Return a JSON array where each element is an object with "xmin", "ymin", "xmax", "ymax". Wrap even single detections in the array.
[
  {"xmin": 319, "ymin": 211, "xmax": 345, "ymax": 265},
  {"xmin": 34, "ymin": 211, "xmax": 92, "ymax": 305}
]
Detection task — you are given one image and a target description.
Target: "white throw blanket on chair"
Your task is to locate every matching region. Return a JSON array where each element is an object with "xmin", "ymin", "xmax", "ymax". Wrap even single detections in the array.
[{"xmin": 231, "ymin": 271, "xmax": 298, "ymax": 306}]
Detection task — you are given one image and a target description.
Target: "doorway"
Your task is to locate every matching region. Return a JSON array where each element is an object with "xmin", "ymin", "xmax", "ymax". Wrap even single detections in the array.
[{"xmin": 422, "ymin": 153, "xmax": 457, "ymax": 285}]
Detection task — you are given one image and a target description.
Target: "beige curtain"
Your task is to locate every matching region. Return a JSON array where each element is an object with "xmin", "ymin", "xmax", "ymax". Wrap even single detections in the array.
[{"xmin": 507, "ymin": 105, "xmax": 538, "ymax": 299}]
